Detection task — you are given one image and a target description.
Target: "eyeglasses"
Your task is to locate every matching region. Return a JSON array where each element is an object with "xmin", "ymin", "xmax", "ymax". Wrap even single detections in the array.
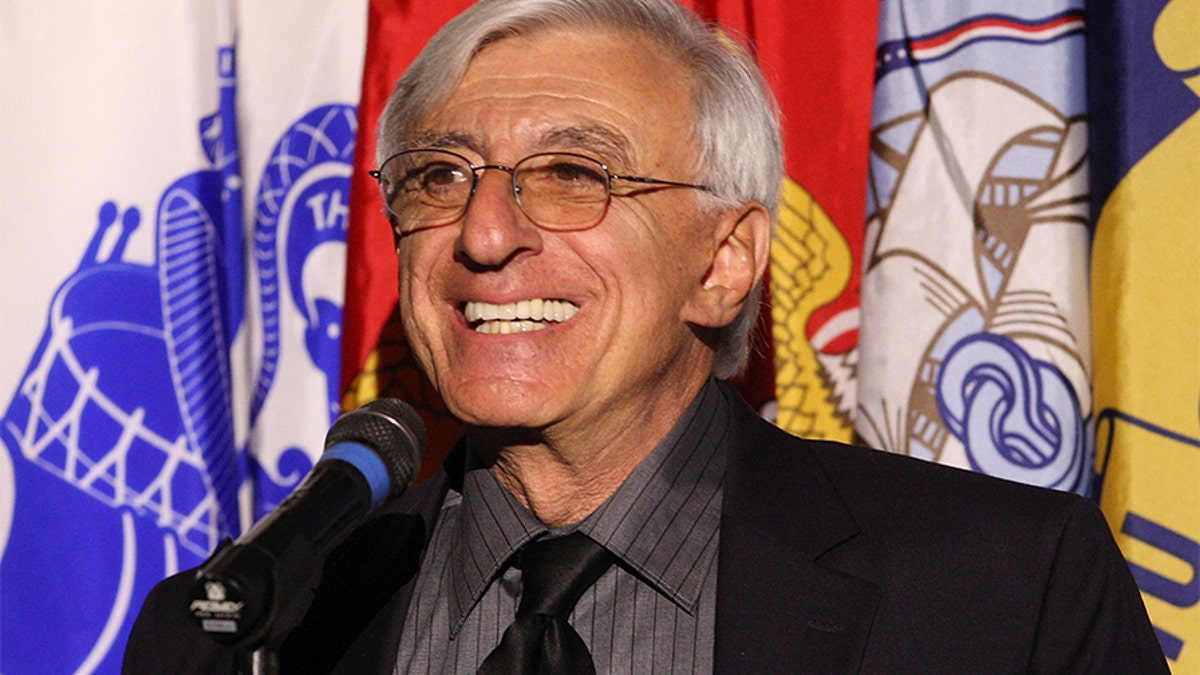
[{"xmin": 370, "ymin": 148, "xmax": 714, "ymax": 234}]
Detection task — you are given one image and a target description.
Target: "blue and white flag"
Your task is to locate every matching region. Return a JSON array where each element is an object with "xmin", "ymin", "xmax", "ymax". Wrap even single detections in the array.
[
  {"xmin": 233, "ymin": 0, "xmax": 367, "ymax": 517},
  {"xmin": 857, "ymin": 0, "xmax": 1093, "ymax": 495},
  {"xmin": 0, "ymin": 2, "xmax": 366, "ymax": 671}
]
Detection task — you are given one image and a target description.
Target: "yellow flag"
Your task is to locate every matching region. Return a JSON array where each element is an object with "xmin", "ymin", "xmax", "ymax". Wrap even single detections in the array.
[{"xmin": 1093, "ymin": 0, "xmax": 1200, "ymax": 669}]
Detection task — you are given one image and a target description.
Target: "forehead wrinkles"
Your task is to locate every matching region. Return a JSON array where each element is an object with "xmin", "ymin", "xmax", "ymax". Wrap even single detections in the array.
[{"xmin": 407, "ymin": 30, "xmax": 694, "ymax": 168}]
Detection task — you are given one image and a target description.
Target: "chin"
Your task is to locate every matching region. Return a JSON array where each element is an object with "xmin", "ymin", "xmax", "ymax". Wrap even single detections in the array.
[{"xmin": 441, "ymin": 377, "xmax": 563, "ymax": 429}]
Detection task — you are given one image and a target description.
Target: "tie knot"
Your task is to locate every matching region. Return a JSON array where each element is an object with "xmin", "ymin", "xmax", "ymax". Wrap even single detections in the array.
[{"xmin": 516, "ymin": 532, "xmax": 615, "ymax": 619}]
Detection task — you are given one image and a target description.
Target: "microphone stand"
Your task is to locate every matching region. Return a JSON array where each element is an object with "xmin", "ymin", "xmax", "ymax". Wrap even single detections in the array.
[{"xmin": 236, "ymin": 645, "xmax": 279, "ymax": 675}]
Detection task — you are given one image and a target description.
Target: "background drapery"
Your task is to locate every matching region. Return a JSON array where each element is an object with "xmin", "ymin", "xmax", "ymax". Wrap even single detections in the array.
[
  {"xmin": 0, "ymin": 2, "xmax": 366, "ymax": 671},
  {"xmin": 1, "ymin": 0, "xmax": 1194, "ymax": 671}
]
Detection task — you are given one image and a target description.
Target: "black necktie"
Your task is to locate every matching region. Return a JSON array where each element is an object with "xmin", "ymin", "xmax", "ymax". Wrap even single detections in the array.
[{"xmin": 478, "ymin": 532, "xmax": 616, "ymax": 675}]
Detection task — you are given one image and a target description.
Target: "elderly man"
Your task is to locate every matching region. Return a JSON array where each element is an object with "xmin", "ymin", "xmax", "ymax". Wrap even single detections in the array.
[{"xmin": 126, "ymin": 0, "xmax": 1167, "ymax": 672}]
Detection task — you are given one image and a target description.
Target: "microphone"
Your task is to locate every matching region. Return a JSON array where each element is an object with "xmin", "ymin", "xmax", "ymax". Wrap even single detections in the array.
[{"xmin": 187, "ymin": 398, "xmax": 426, "ymax": 649}]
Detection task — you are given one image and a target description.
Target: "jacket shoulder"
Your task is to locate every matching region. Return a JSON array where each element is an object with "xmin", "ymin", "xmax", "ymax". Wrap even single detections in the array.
[{"xmin": 731, "ymin": 417, "xmax": 1165, "ymax": 672}]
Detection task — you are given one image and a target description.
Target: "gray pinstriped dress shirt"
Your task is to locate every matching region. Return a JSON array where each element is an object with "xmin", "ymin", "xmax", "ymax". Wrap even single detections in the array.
[{"xmin": 394, "ymin": 380, "xmax": 730, "ymax": 673}]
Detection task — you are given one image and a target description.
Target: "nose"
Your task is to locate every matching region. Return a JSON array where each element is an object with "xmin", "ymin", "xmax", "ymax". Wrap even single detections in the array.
[{"xmin": 455, "ymin": 166, "xmax": 543, "ymax": 268}]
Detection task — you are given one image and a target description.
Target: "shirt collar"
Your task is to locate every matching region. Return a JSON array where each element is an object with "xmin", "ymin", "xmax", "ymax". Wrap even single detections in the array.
[
  {"xmin": 447, "ymin": 378, "xmax": 730, "ymax": 630},
  {"xmin": 578, "ymin": 379, "xmax": 728, "ymax": 613},
  {"xmin": 447, "ymin": 459, "xmax": 546, "ymax": 629}
]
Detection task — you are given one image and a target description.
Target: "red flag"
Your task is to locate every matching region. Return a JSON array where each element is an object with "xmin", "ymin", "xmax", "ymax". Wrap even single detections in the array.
[
  {"xmin": 756, "ymin": 0, "xmax": 876, "ymax": 441},
  {"xmin": 341, "ymin": 0, "xmax": 476, "ymax": 480},
  {"xmin": 693, "ymin": 0, "xmax": 876, "ymax": 438}
]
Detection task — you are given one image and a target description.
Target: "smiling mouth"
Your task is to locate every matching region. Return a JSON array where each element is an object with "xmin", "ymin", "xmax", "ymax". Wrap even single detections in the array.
[{"xmin": 464, "ymin": 299, "xmax": 580, "ymax": 334}]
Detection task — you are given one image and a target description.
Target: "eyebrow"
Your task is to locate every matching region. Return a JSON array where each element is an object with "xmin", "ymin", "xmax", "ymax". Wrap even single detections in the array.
[
  {"xmin": 409, "ymin": 131, "xmax": 482, "ymax": 155},
  {"xmin": 408, "ymin": 125, "xmax": 634, "ymax": 168},
  {"xmin": 538, "ymin": 126, "xmax": 633, "ymax": 168}
]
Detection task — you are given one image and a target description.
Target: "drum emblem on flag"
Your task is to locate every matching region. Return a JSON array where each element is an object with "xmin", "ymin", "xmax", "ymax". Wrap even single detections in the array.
[
  {"xmin": 0, "ymin": 44, "xmax": 357, "ymax": 671},
  {"xmin": 0, "ymin": 47, "xmax": 244, "ymax": 672}
]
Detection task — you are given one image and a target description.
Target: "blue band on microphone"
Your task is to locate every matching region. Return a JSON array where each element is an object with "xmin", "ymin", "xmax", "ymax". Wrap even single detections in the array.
[{"xmin": 322, "ymin": 443, "xmax": 390, "ymax": 508}]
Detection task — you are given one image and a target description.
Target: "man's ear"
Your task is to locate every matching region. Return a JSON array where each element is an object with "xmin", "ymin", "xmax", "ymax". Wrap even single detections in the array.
[{"xmin": 683, "ymin": 201, "xmax": 771, "ymax": 328}]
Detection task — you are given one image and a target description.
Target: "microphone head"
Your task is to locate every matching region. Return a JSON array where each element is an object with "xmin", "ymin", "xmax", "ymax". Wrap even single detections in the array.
[{"xmin": 323, "ymin": 398, "xmax": 426, "ymax": 502}]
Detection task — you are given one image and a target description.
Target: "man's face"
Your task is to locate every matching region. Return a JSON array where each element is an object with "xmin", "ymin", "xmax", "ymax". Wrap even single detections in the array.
[{"xmin": 396, "ymin": 28, "xmax": 725, "ymax": 444}]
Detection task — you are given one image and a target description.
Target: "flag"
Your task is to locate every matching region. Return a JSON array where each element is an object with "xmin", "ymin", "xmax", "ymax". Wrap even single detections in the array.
[
  {"xmin": 341, "ymin": 0, "xmax": 477, "ymax": 481},
  {"xmin": 672, "ymin": 0, "xmax": 876, "ymax": 435},
  {"xmin": 1090, "ymin": 0, "xmax": 1200, "ymax": 668},
  {"xmin": 736, "ymin": 0, "xmax": 878, "ymax": 440},
  {"xmin": 857, "ymin": 0, "xmax": 1093, "ymax": 495},
  {"xmin": 0, "ymin": 2, "xmax": 366, "ymax": 671},
  {"xmin": 234, "ymin": 0, "xmax": 368, "ymax": 516}
]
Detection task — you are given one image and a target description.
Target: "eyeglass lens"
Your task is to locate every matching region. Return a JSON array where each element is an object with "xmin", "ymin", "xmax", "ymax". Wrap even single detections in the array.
[{"xmin": 378, "ymin": 150, "xmax": 612, "ymax": 232}]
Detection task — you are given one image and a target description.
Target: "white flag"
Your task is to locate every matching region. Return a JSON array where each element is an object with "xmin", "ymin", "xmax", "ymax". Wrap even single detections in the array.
[{"xmin": 0, "ymin": 2, "xmax": 365, "ymax": 671}]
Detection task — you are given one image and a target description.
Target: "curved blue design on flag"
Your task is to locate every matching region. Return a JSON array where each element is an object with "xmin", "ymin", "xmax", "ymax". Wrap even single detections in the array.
[
  {"xmin": 250, "ymin": 104, "xmax": 356, "ymax": 425},
  {"xmin": 157, "ymin": 176, "xmax": 242, "ymax": 534},
  {"xmin": 245, "ymin": 444, "xmax": 315, "ymax": 519},
  {"xmin": 936, "ymin": 332, "xmax": 1085, "ymax": 491},
  {"xmin": 0, "ymin": 47, "xmax": 243, "ymax": 673},
  {"xmin": 249, "ymin": 104, "xmax": 356, "ymax": 512}
]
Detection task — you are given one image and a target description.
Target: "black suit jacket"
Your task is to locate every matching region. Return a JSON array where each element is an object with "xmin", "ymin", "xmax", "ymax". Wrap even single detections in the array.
[{"xmin": 125, "ymin": 389, "xmax": 1167, "ymax": 673}]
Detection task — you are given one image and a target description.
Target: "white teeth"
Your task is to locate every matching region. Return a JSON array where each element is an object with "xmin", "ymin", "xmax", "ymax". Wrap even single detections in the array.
[
  {"xmin": 464, "ymin": 299, "xmax": 580, "ymax": 333},
  {"xmin": 474, "ymin": 319, "xmax": 548, "ymax": 334}
]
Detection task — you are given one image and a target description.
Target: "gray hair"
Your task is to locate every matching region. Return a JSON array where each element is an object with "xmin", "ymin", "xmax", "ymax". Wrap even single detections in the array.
[{"xmin": 378, "ymin": 0, "xmax": 782, "ymax": 379}]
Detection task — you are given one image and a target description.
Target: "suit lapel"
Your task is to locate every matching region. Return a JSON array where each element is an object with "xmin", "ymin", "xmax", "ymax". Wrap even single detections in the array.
[{"xmin": 715, "ymin": 391, "xmax": 881, "ymax": 674}]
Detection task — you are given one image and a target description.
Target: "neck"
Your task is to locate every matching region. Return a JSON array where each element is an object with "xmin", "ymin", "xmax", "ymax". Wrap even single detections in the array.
[{"xmin": 469, "ymin": 377, "xmax": 708, "ymax": 527}]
